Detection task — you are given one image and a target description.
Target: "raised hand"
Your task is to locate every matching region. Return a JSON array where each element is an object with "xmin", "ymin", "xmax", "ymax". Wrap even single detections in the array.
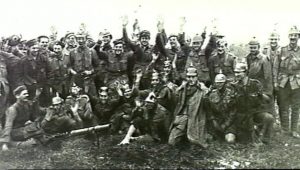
[{"xmin": 121, "ymin": 15, "xmax": 129, "ymax": 27}]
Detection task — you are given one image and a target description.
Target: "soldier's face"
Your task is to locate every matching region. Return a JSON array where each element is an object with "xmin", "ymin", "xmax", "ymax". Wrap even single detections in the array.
[
  {"xmin": 289, "ymin": 34, "xmax": 298, "ymax": 45},
  {"xmin": 187, "ymin": 75, "xmax": 197, "ymax": 86},
  {"xmin": 114, "ymin": 44, "xmax": 124, "ymax": 55},
  {"xmin": 163, "ymin": 65, "xmax": 171, "ymax": 74},
  {"xmin": 151, "ymin": 77, "xmax": 160, "ymax": 87},
  {"xmin": 53, "ymin": 45, "xmax": 62, "ymax": 54},
  {"xmin": 217, "ymin": 44, "xmax": 225, "ymax": 54},
  {"xmin": 145, "ymin": 101, "xmax": 156, "ymax": 110},
  {"xmin": 215, "ymin": 82, "xmax": 225, "ymax": 90},
  {"xmin": 99, "ymin": 93, "xmax": 108, "ymax": 103},
  {"xmin": 29, "ymin": 45, "xmax": 39, "ymax": 56},
  {"xmin": 235, "ymin": 71, "xmax": 246, "ymax": 82},
  {"xmin": 249, "ymin": 45, "xmax": 259, "ymax": 55},
  {"xmin": 39, "ymin": 37, "xmax": 49, "ymax": 49},
  {"xmin": 103, "ymin": 35, "xmax": 111, "ymax": 44},
  {"xmin": 169, "ymin": 37, "xmax": 178, "ymax": 48},
  {"xmin": 192, "ymin": 41, "xmax": 202, "ymax": 51},
  {"xmin": 66, "ymin": 36, "xmax": 76, "ymax": 46},
  {"xmin": 86, "ymin": 39, "xmax": 95, "ymax": 48},
  {"xmin": 17, "ymin": 45, "xmax": 27, "ymax": 55},
  {"xmin": 76, "ymin": 36, "xmax": 86, "ymax": 46},
  {"xmin": 16, "ymin": 90, "xmax": 29, "ymax": 102},
  {"xmin": 123, "ymin": 89, "xmax": 132, "ymax": 99},
  {"xmin": 71, "ymin": 86, "xmax": 80, "ymax": 95},
  {"xmin": 140, "ymin": 37, "xmax": 149, "ymax": 46},
  {"xmin": 270, "ymin": 38, "xmax": 279, "ymax": 48}
]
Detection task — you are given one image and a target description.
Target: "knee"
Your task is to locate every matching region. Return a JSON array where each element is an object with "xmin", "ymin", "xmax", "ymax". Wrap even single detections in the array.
[
  {"xmin": 263, "ymin": 112, "xmax": 275, "ymax": 124},
  {"xmin": 225, "ymin": 133, "xmax": 236, "ymax": 143}
]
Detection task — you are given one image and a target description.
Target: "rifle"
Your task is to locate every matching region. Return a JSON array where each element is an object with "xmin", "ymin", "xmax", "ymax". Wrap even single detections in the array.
[{"xmin": 46, "ymin": 124, "xmax": 110, "ymax": 144}]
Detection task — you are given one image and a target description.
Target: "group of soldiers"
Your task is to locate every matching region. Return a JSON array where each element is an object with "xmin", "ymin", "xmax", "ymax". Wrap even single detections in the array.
[{"xmin": 0, "ymin": 17, "xmax": 300, "ymax": 151}]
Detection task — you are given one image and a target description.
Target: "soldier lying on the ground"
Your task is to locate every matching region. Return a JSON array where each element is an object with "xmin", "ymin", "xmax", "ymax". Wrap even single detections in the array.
[{"xmin": 119, "ymin": 92, "xmax": 170, "ymax": 145}]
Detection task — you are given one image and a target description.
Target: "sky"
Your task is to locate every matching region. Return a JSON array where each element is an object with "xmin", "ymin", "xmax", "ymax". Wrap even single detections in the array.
[{"xmin": 0, "ymin": 0, "xmax": 300, "ymax": 45}]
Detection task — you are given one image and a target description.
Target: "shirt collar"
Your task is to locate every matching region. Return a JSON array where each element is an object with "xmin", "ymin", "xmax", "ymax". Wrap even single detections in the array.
[{"xmin": 288, "ymin": 45, "xmax": 299, "ymax": 51}]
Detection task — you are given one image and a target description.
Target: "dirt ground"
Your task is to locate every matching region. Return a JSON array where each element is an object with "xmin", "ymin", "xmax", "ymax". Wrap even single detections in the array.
[{"xmin": 1, "ymin": 123, "xmax": 300, "ymax": 169}]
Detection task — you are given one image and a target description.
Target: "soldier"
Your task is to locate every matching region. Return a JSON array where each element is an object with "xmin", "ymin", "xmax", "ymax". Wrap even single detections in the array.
[
  {"xmin": 267, "ymin": 31, "xmax": 281, "ymax": 69},
  {"xmin": 205, "ymin": 72, "xmax": 236, "ymax": 143},
  {"xmin": 122, "ymin": 17, "xmax": 153, "ymax": 89},
  {"xmin": 119, "ymin": 92, "xmax": 170, "ymax": 145},
  {"xmin": 21, "ymin": 39, "xmax": 51, "ymax": 106},
  {"xmin": 208, "ymin": 39, "xmax": 236, "ymax": 83},
  {"xmin": 41, "ymin": 95, "xmax": 82, "ymax": 134},
  {"xmin": 65, "ymin": 83, "xmax": 98, "ymax": 128},
  {"xmin": 0, "ymin": 86, "xmax": 45, "ymax": 151},
  {"xmin": 68, "ymin": 32, "xmax": 99, "ymax": 96},
  {"xmin": 37, "ymin": 35, "xmax": 50, "ymax": 51},
  {"xmin": 91, "ymin": 87, "xmax": 119, "ymax": 124},
  {"xmin": 168, "ymin": 64, "xmax": 208, "ymax": 147},
  {"xmin": 48, "ymin": 41, "xmax": 70, "ymax": 99},
  {"xmin": 155, "ymin": 19, "xmax": 189, "ymax": 85},
  {"xmin": 97, "ymin": 39, "xmax": 134, "ymax": 90},
  {"xmin": 273, "ymin": 26, "xmax": 300, "ymax": 138},
  {"xmin": 186, "ymin": 34, "xmax": 210, "ymax": 86},
  {"xmin": 246, "ymin": 37, "xmax": 274, "ymax": 115},
  {"xmin": 62, "ymin": 32, "xmax": 77, "ymax": 57},
  {"xmin": 233, "ymin": 63, "xmax": 274, "ymax": 144}
]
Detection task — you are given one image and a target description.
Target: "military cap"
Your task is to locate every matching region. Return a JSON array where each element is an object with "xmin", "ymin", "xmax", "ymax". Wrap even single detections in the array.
[
  {"xmin": 192, "ymin": 34, "xmax": 203, "ymax": 43},
  {"xmin": 101, "ymin": 30, "xmax": 113, "ymax": 39},
  {"xmin": 52, "ymin": 94, "xmax": 64, "ymax": 105},
  {"xmin": 248, "ymin": 37, "xmax": 259, "ymax": 45},
  {"xmin": 168, "ymin": 33, "xmax": 178, "ymax": 39},
  {"xmin": 65, "ymin": 32, "xmax": 75, "ymax": 39},
  {"xmin": 269, "ymin": 32, "xmax": 280, "ymax": 40},
  {"xmin": 145, "ymin": 92, "xmax": 156, "ymax": 103},
  {"xmin": 214, "ymin": 70, "xmax": 226, "ymax": 83},
  {"xmin": 216, "ymin": 39, "xmax": 228, "ymax": 47},
  {"xmin": 25, "ymin": 39, "xmax": 38, "ymax": 47},
  {"xmin": 13, "ymin": 85, "xmax": 27, "ymax": 96},
  {"xmin": 8, "ymin": 35, "xmax": 22, "ymax": 46},
  {"xmin": 99, "ymin": 86, "xmax": 108, "ymax": 96},
  {"xmin": 139, "ymin": 30, "xmax": 150, "ymax": 39},
  {"xmin": 186, "ymin": 63, "xmax": 197, "ymax": 76},
  {"xmin": 234, "ymin": 62, "xmax": 248, "ymax": 72},
  {"xmin": 152, "ymin": 70, "xmax": 160, "ymax": 79},
  {"xmin": 288, "ymin": 26, "xmax": 299, "ymax": 35},
  {"xmin": 113, "ymin": 39, "xmax": 124, "ymax": 45},
  {"xmin": 75, "ymin": 31, "xmax": 87, "ymax": 38},
  {"xmin": 53, "ymin": 41, "xmax": 65, "ymax": 49}
]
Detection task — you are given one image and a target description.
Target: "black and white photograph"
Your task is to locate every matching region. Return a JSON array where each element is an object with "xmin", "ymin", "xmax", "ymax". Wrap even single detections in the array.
[{"xmin": 0, "ymin": 0, "xmax": 300, "ymax": 169}]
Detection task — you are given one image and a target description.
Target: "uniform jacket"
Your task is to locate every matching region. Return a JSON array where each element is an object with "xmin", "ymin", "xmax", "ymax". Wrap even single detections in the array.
[{"xmin": 273, "ymin": 45, "xmax": 300, "ymax": 90}]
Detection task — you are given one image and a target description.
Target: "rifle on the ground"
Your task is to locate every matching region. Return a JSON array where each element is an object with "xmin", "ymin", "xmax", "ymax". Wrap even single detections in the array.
[{"xmin": 45, "ymin": 124, "xmax": 110, "ymax": 144}]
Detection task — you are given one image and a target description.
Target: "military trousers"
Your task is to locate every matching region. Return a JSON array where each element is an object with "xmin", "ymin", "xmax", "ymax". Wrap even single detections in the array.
[{"xmin": 277, "ymin": 83, "xmax": 300, "ymax": 132}]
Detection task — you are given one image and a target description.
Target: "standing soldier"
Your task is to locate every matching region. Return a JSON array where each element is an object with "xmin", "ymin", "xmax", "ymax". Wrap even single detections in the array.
[
  {"xmin": 208, "ymin": 39, "xmax": 236, "ymax": 83},
  {"xmin": 267, "ymin": 31, "xmax": 281, "ymax": 69},
  {"xmin": 122, "ymin": 16, "xmax": 153, "ymax": 89},
  {"xmin": 21, "ymin": 39, "xmax": 51, "ymax": 105},
  {"xmin": 273, "ymin": 26, "xmax": 300, "ymax": 138},
  {"xmin": 246, "ymin": 37, "xmax": 274, "ymax": 115},
  {"xmin": 205, "ymin": 72, "xmax": 237, "ymax": 143},
  {"xmin": 233, "ymin": 63, "xmax": 274, "ymax": 144},
  {"xmin": 168, "ymin": 64, "xmax": 208, "ymax": 147},
  {"xmin": 48, "ymin": 41, "xmax": 70, "ymax": 99},
  {"xmin": 68, "ymin": 32, "xmax": 99, "ymax": 96},
  {"xmin": 186, "ymin": 34, "xmax": 210, "ymax": 86}
]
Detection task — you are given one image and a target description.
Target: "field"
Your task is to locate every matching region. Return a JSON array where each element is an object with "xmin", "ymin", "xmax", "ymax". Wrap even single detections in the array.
[{"xmin": 1, "ymin": 122, "xmax": 300, "ymax": 169}]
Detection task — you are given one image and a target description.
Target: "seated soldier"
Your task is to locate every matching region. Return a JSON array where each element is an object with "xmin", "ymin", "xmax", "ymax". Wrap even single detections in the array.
[
  {"xmin": 119, "ymin": 92, "xmax": 170, "ymax": 145},
  {"xmin": 110, "ymin": 83, "xmax": 138, "ymax": 134},
  {"xmin": 91, "ymin": 87, "xmax": 119, "ymax": 124},
  {"xmin": 0, "ymin": 86, "xmax": 45, "ymax": 151},
  {"xmin": 41, "ymin": 94, "xmax": 83, "ymax": 134},
  {"xmin": 65, "ymin": 83, "xmax": 98, "ymax": 128},
  {"xmin": 205, "ymin": 71, "xmax": 236, "ymax": 143}
]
